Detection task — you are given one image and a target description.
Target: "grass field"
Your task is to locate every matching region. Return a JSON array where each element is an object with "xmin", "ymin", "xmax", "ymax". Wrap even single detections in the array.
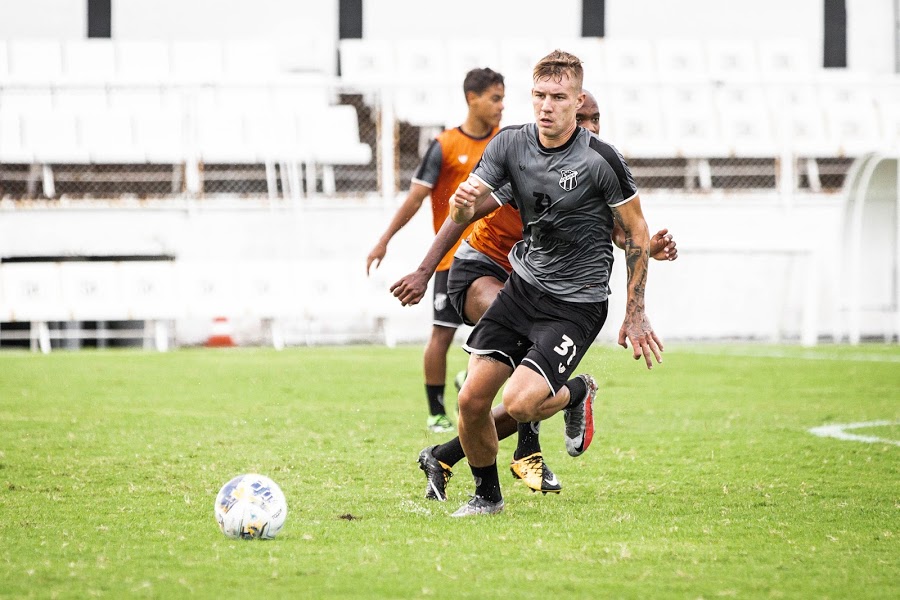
[{"xmin": 0, "ymin": 343, "xmax": 898, "ymax": 599}]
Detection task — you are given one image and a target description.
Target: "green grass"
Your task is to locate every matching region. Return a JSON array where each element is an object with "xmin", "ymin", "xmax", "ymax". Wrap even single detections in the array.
[{"xmin": 0, "ymin": 343, "xmax": 898, "ymax": 599}]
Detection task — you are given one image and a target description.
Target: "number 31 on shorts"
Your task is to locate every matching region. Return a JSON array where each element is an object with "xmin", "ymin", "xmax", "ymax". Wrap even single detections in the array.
[{"xmin": 553, "ymin": 334, "xmax": 577, "ymax": 367}]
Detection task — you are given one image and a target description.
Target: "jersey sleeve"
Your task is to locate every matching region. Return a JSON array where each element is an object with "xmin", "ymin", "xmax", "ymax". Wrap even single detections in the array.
[
  {"xmin": 591, "ymin": 138, "xmax": 638, "ymax": 207},
  {"xmin": 490, "ymin": 183, "xmax": 515, "ymax": 208},
  {"xmin": 411, "ymin": 138, "xmax": 443, "ymax": 188},
  {"xmin": 471, "ymin": 130, "xmax": 512, "ymax": 191}
]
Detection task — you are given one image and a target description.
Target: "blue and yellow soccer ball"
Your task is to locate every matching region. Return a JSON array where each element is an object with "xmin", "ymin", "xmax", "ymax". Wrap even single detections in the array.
[{"xmin": 214, "ymin": 473, "xmax": 287, "ymax": 540}]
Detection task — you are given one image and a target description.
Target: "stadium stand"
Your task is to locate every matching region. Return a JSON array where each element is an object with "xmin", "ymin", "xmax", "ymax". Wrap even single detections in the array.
[
  {"xmin": 1, "ymin": 33, "xmax": 898, "ymax": 350},
  {"xmin": 0, "ymin": 38, "xmax": 372, "ymax": 199}
]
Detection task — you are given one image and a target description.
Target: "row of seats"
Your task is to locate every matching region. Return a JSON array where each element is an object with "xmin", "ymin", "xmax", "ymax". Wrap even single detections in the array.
[
  {"xmin": 0, "ymin": 81, "xmax": 894, "ymax": 167},
  {"xmin": 339, "ymin": 37, "xmax": 899, "ymax": 158},
  {"xmin": 395, "ymin": 78, "xmax": 899, "ymax": 158},
  {"xmin": 0, "ymin": 103, "xmax": 371, "ymax": 167},
  {"xmin": 0, "ymin": 259, "xmax": 398, "ymax": 348},
  {"xmin": 0, "ymin": 36, "xmax": 824, "ymax": 88},
  {"xmin": 0, "ymin": 38, "xmax": 307, "ymax": 85},
  {"xmin": 600, "ymin": 80, "xmax": 899, "ymax": 158},
  {"xmin": 339, "ymin": 36, "xmax": 821, "ymax": 89}
]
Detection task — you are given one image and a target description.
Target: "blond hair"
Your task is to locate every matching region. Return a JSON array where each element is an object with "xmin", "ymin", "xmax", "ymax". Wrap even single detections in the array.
[{"xmin": 533, "ymin": 49, "xmax": 584, "ymax": 90}]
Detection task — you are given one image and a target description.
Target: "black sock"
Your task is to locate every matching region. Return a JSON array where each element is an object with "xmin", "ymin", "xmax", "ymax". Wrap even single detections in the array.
[
  {"xmin": 432, "ymin": 437, "xmax": 465, "ymax": 467},
  {"xmin": 426, "ymin": 384, "xmax": 446, "ymax": 415},
  {"xmin": 470, "ymin": 462, "xmax": 502, "ymax": 503},
  {"xmin": 565, "ymin": 377, "xmax": 587, "ymax": 409},
  {"xmin": 514, "ymin": 421, "xmax": 542, "ymax": 459}
]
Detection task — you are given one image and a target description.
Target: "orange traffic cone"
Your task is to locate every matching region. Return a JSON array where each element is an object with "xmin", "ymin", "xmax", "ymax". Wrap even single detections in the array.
[{"xmin": 206, "ymin": 316, "xmax": 236, "ymax": 347}]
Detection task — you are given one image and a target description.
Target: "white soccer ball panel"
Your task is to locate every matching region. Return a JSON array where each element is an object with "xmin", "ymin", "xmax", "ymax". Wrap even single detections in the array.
[{"xmin": 214, "ymin": 473, "xmax": 287, "ymax": 540}]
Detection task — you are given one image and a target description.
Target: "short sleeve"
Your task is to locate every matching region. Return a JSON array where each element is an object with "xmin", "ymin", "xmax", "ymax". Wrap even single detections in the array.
[
  {"xmin": 590, "ymin": 138, "xmax": 638, "ymax": 206},
  {"xmin": 411, "ymin": 138, "xmax": 443, "ymax": 188},
  {"xmin": 471, "ymin": 129, "xmax": 515, "ymax": 191}
]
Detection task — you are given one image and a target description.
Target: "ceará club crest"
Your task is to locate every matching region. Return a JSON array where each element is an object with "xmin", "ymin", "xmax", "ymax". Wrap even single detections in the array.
[{"xmin": 558, "ymin": 169, "xmax": 578, "ymax": 191}]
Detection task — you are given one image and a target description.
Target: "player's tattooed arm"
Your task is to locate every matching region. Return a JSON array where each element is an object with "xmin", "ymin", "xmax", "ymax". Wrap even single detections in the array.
[
  {"xmin": 612, "ymin": 225, "xmax": 678, "ymax": 261},
  {"xmin": 610, "ymin": 196, "xmax": 664, "ymax": 369}
]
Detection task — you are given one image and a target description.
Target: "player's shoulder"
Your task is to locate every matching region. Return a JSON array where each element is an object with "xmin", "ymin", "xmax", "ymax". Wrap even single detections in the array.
[
  {"xmin": 586, "ymin": 135, "xmax": 629, "ymax": 168},
  {"xmin": 484, "ymin": 123, "xmax": 532, "ymax": 151}
]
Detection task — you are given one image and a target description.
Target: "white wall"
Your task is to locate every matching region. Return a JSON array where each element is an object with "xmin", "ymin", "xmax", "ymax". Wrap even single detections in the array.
[
  {"xmin": 847, "ymin": 0, "xmax": 897, "ymax": 72},
  {"xmin": 111, "ymin": 0, "xmax": 337, "ymax": 40},
  {"xmin": 0, "ymin": 0, "xmax": 85, "ymax": 38},
  {"xmin": 0, "ymin": 194, "xmax": 862, "ymax": 345},
  {"xmin": 1, "ymin": 1, "xmax": 896, "ymax": 74},
  {"xmin": 362, "ymin": 0, "xmax": 582, "ymax": 39}
]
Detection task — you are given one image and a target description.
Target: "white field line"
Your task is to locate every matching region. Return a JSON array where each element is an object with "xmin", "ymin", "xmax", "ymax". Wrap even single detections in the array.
[
  {"xmin": 675, "ymin": 347, "xmax": 900, "ymax": 363},
  {"xmin": 808, "ymin": 421, "xmax": 900, "ymax": 446}
]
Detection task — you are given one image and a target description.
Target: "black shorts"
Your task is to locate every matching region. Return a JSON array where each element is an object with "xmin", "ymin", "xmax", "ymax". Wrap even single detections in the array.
[
  {"xmin": 463, "ymin": 271, "xmax": 608, "ymax": 395},
  {"xmin": 447, "ymin": 257, "xmax": 510, "ymax": 326},
  {"xmin": 433, "ymin": 269, "xmax": 463, "ymax": 328}
]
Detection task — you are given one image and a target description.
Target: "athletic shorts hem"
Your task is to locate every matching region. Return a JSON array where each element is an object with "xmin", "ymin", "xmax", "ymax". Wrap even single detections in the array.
[
  {"xmin": 521, "ymin": 357, "xmax": 558, "ymax": 396},
  {"xmin": 462, "ymin": 343, "xmax": 517, "ymax": 370}
]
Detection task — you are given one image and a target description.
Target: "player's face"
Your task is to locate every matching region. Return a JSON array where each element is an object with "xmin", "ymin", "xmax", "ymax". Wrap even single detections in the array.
[
  {"xmin": 531, "ymin": 73, "xmax": 584, "ymax": 144},
  {"xmin": 576, "ymin": 93, "xmax": 600, "ymax": 135},
  {"xmin": 470, "ymin": 83, "xmax": 505, "ymax": 129}
]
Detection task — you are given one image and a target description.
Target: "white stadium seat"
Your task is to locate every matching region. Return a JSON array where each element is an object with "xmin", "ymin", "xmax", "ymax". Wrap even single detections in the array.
[
  {"xmin": 0, "ymin": 88, "xmax": 54, "ymax": 113},
  {"xmin": 59, "ymin": 262, "xmax": 127, "ymax": 321},
  {"xmin": 813, "ymin": 71, "xmax": 883, "ymax": 155},
  {"xmin": 54, "ymin": 88, "xmax": 109, "ymax": 112},
  {"xmin": 134, "ymin": 109, "xmax": 187, "ymax": 164},
  {"xmin": 302, "ymin": 105, "xmax": 371, "ymax": 166},
  {"xmin": 602, "ymin": 39, "xmax": 657, "ymax": 82},
  {"xmin": 393, "ymin": 85, "xmax": 454, "ymax": 127},
  {"xmin": 706, "ymin": 39, "xmax": 760, "ymax": 82},
  {"xmin": 394, "ymin": 39, "xmax": 449, "ymax": 86},
  {"xmin": 63, "ymin": 39, "xmax": 116, "ymax": 85},
  {"xmin": 0, "ymin": 111, "xmax": 30, "ymax": 163},
  {"xmin": 195, "ymin": 109, "xmax": 250, "ymax": 163},
  {"xmin": 0, "ymin": 263, "xmax": 64, "ymax": 322},
  {"xmin": 6, "ymin": 39, "xmax": 63, "ymax": 85},
  {"xmin": 445, "ymin": 39, "xmax": 501, "ymax": 84},
  {"xmin": 499, "ymin": 38, "xmax": 552, "ymax": 87},
  {"xmin": 766, "ymin": 82, "xmax": 839, "ymax": 155},
  {"xmin": 114, "ymin": 40, "xmax": 172, "ymax": 85},
  {"xmin": 605, "ymin": 84, "xmax": 670, "ymax": 157},
  {"xmin": 338, "ymin": 39, "xmax": 396, "ymax": 86},
  {"xmin": 170, "ymin": 40, "xmax": 224, "ymax": 84},
  {"xmin": 234, "ymin": 260, "xmax": 298, "ymax": 319},
  {"xmin": 654, "ymin": 39, "xmax": 708, "ymax": 83},
  {"xmin": 177, "ymin": 260, "xmax": 243, "ymax": 319},
  {"xmin": 118, "ymin": 262, "xmax": 179, "ymax": 321},
  {"xmin": 660, "ymin": 84, "xmax": 726, "ymax": 157},
  {"xmin": 81, "ymin": 110, "xmax": 145, "ymax": 164},
  {"xmin": 222, "ymin": 39, "xmax": 279, "ymax": 83},
  {"xmin": 245, "ymin": 111, "xmax": 309, "ymax": 163},
  {"xmin": 23, "ymin": 110, "xmax": 84, "ymax": 164},
  {"xmin": 715, "ymin": 85, "xmax": 777, "ymax": 157},
  {"xmin": 757, "ymin": 38, "xmax": 816, "ymax": 81}
]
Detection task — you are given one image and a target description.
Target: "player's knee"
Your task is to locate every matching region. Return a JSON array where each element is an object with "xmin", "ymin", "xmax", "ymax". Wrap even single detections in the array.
[
  {"xmin": 502, "ymin": 392, "xmax": 536, "ymax": 423},
  {"xmin": 457, "ymin": 387, "xmax": 488, "ymax": 419}
]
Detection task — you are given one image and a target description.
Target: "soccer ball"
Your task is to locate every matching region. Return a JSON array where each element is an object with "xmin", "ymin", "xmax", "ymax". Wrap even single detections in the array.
[{"xmin": 214, "ymin": 473, "xmax": 287, "ymax": 540}]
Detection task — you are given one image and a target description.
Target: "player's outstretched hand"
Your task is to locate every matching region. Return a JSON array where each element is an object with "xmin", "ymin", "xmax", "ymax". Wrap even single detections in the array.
[
  {"xmin": 366, "ymin": 242, "xmax": 387, "ymax": 275},
  {"xmin": 390, "ymin": 269, "xmax": 429, "ymax": 306},
  {"xmin": 618, "ymin": 313, "xmax": 664, "ymax": 370},
  {"xmin": 650, "ymin": 228, "xmax": 678, "ymax": 261}
]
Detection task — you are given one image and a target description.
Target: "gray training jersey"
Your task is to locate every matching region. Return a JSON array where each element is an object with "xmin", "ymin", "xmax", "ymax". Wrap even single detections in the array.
[{"xmin": 471, "ymin": 123, "xmax": 638, "ymax": 303}]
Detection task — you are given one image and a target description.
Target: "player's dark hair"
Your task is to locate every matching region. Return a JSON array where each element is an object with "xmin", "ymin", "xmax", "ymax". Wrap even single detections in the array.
[
  {"xmin": 534, "ymin": 49, "xmax": 583, "ymax": 89},
  {"xmin": 463, "ymin": 67, "xmax": 505, "ymax": 97}
]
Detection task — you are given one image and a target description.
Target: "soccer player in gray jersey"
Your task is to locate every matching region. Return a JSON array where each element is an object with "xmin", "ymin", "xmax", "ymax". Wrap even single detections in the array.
[
  {"xmin": 392, "ymin": 90, "xmax": 677, "ymax": 501},
  {"xmin": 447, "ymin": 50, "xmax": 663, "ymax": 517}
]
